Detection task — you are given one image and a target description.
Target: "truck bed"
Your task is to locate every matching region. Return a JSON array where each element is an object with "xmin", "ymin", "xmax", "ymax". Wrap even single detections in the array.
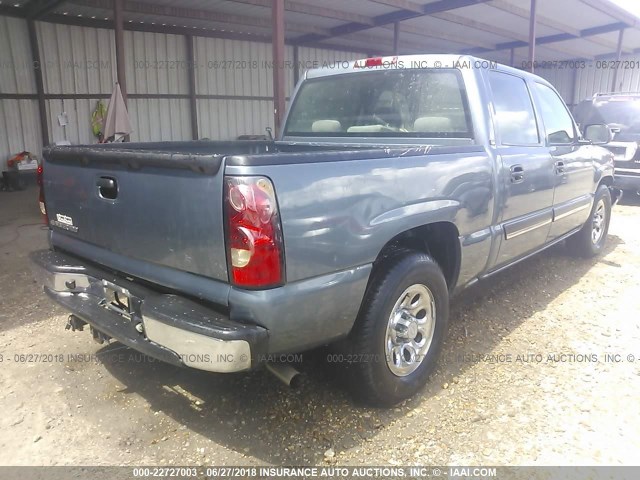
[
  {"xmin": 43, "ymin": 139, "xmax": 482, "ymax": 287},
  {"xmin": 42, "ymin": 140, "xmax": 390, "ymax": 286}
]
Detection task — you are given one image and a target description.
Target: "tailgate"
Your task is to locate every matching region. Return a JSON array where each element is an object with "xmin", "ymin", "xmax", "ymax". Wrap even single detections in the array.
[{"xmin": 43, "ymin": 146, "xmax": 228, "ymax": 282}]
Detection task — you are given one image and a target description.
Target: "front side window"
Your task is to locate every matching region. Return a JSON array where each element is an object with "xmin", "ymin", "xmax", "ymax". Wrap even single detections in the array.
[
  {"xmin": 535, "ymin": 83, "xmax": 576, "ymax": 144},
  {"xmin": 488, "ymin": 71, "xmax": 539, "ymax": 146},
  {"xmin": 284, "ymin": 69, "xmax": 473, "ymax": 139}
]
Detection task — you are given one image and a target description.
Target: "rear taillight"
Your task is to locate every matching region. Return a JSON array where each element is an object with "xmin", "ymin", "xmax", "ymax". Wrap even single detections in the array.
[
  {"xmin": 224, "ymin": 176, "xmax": 284, "ymax": 289},
  {"xmin": 37, "ymin": 164, "xmax": 48, "ymax": 225}
]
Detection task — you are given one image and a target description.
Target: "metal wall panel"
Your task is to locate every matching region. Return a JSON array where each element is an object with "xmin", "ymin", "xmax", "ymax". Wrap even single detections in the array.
[
  {"xmin": 45, "ymin": 98, "xmax": 105, "ymax": 145},
  {"xmin": 128, "ymin": 98, "xmax": 192, "ymax": 142},
  {"xmin": 194, "ymin": 37, "xmax": 275, "ymax": 139},
  {"xmin": 194, "ymin": 37, "xmax": 273, "ymax": 97},
  {"xmin": 536, "ymin": 67, "xmax": 576, "ymax": 105},
  {"xmin": 0, "ymin": 16, "xmax": 36, "ymax": 95},
  {"xmin": 124, "ymin": 31, "xmax": 191, "ymax": 140},
  {"xmin": 197, "ymin": 98, "xmax": 273, "ymax": 139},
  {"xmin": 0, "ymin": 99, "xmax": 42, "ymax": 169},
  {"xmin": 0, "ymin": 17, "xmax": 40, "ymax": 170},
  {"xmin": 36, "ymin": 25, "xmax": 192, "ymax": 144},
  {"xmin": 45, "ymin": 97, "xmax": 193, "ymax": 145},
  {"xmin": 191, "ymin": 41, "xmax": 360, "ymax": 139},
  {"xmin": 615, "ymin": 63, "xmax": 640, "ymax": 93},
  {"xmin": 570, "ymin": 54, "xmax": 640, "ymax": 103},
  {"xmin": 36, "ymin": 22, "xmax": 116, "ymax": 95},
  {"xmin": 37, "ymin": 22, "xmax": 113, "ymax": 146},
  {"xmin": 574, "ymin": 63, "xmax": 615, "ymax": 103},
  {"xmin": 125, "ymin": 31, "xmax": 189, "ymax": 94}
]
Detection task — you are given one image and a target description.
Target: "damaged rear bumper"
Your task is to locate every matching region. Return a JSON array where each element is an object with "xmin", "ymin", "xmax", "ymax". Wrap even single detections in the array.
[{"xmin": 30, "ymin": 249, "xmax": 268, "ymax": 373}]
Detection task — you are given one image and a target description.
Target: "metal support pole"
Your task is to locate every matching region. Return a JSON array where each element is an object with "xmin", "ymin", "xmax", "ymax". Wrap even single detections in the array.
[
  {"xmin": 528, "ymin": 0, "xmax": 537, "ymax": 73},
  {"xmin": 186, "ymin": 35, "xmax": 199, "ymax": 140},
  {"xmin": 393, "ymin": 22, "xmax": 400, "ymax": 55},
  {"xmin": 569, "ymin": 65, "xmax": 578, "ymax": 109},
  {"xmin": 293, "ymin": 45, "xmax": 300, "ymax": 87},
  {"xmin": 26, "ymin": 19, "xmax": 49, "ymax": 148},
  {"xmin": 114, "ymin": 0, "xmax": 127, "ymax": 105},
  {"xmin": 271, "ymin": 0, "xmax": 286, "ymax": 136},
  {"xmin": 611, "ymin": 28, "xmax": 625, "ymax": 92},
  {"xmin": 509, "ymin": 48, "xmax": 515, "ymax": 68}
]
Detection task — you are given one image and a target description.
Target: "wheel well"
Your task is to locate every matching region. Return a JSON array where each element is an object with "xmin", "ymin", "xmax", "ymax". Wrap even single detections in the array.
[
  {"xmin": 598, "ymin": 176, "xmax": 622, "ymax": 203},
  {"xmin": 599, "ymin": 176, "xmax": 613, "ymax": 188},
  {"xmin": 374, "ymin": 222, "xmax": 461, "ymax": 290}
]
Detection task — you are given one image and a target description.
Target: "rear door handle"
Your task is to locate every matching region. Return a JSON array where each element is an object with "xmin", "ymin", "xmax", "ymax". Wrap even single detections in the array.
[
  {"xmin": 555, "ymin": 160, "xmax": 565, "ymax": 175},
  {"xmin": 510, "ymin": 165, "xmax": 524, "ymax": 184}
]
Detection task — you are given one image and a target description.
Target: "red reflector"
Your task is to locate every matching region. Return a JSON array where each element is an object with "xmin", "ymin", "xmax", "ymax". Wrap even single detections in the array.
[{"xmin": 224, "ymin": 176, "xmax": 284, "ymax": 289}]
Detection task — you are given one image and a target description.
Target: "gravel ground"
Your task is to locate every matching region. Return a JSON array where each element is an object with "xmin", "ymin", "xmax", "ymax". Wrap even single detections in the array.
[{"xmin": 1, "ymin": 187, "xmax": 640, "ymax": 469}]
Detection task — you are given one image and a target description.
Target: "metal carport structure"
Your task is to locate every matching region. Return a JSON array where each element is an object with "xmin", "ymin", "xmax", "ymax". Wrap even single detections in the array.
[{"xmin": 1, "ymin": 0, "xmax": 640, "ymax": 163}]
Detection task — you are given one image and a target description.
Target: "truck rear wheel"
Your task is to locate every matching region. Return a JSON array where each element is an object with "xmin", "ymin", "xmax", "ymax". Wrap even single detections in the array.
[
  {"xmin": 567, "ymin": 185, "xmax": 611, "ymax": 258},
  {"xmin": 344, "ymin": 251, "xmax": 449, "ymax": 407}
]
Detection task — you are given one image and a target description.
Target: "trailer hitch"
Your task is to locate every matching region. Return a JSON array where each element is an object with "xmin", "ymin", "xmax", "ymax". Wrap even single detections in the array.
[{"xmin": 65, "ymin": 314, "xmax": 86, "ymax": 332}]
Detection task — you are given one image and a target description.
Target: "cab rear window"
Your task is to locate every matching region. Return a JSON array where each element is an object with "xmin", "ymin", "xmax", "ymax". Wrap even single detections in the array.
[{"xmin": 284, "ymin": 69, "xmax": 473, "ymax": 139}]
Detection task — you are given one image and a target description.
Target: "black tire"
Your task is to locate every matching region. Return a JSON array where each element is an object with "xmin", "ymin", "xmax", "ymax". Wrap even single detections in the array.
[
  {"xmin": 566, "ymin": 185, "xmax": 611, "ymax": 258},
  {"xmin": 343, "ymin": 251, "xmax": 449, "ymax": 407}
]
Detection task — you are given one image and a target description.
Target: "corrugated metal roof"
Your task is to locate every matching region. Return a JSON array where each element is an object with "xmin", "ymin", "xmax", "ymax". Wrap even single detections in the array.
[{"xmin": 22, "ymin": 0, "xmax": 636, "ymax": 62}]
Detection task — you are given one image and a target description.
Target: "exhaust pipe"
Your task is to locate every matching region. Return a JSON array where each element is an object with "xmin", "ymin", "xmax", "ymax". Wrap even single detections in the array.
[{"xmin": 266, "ymin": 362, "xmax": 301, "ymax": 388}]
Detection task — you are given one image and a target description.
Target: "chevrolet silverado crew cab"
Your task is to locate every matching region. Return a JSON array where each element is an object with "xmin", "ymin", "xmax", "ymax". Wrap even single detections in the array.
[
  {"xmin": 33, "ymin": 55, "xmax": 620, "ymax": 406},
  {"xmin": 573, "ymin": 92, "xmax": 640, "ymax": 195}
]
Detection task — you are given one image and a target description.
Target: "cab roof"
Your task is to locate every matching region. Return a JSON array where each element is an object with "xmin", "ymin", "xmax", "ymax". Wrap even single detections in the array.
[{"xmin": 303, "ymin": 53, "xmax": 555, "ymax": 88}]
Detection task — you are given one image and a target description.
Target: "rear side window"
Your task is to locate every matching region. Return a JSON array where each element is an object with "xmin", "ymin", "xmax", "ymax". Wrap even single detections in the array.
[
  {"xmin": 534, "ymin": 83, "xmax": 576, "ymax": 144},
  {"xmin": 488, "ymin": 71, "xmax": 539, "ymax": 146}
]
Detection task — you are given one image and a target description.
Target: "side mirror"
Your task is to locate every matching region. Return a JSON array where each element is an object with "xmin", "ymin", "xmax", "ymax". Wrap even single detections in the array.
[{"xmin": 583, "ymin": 124, "xmax": 612, "ymax": 145}]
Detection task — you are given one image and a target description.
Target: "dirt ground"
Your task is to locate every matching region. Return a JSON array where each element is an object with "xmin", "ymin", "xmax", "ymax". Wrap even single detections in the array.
[{"xmin": 1, "ymin": 186, "xmax": 640, "ymax": 468}]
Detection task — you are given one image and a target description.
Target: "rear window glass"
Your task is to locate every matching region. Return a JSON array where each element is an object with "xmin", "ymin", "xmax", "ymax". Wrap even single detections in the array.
[
  {"xmin": 573, "ymin": 97, "xmax": 640, "ymax": 136},
  {"xmin": 284, "ymin": 69, "xmax": 473, "ymax": 139}
]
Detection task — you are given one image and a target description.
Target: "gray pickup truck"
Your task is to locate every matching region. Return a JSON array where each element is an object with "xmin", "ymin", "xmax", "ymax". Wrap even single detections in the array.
[{"xmin": 33, "ymin": 55, "xmax": 620, "ymax": 406}]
